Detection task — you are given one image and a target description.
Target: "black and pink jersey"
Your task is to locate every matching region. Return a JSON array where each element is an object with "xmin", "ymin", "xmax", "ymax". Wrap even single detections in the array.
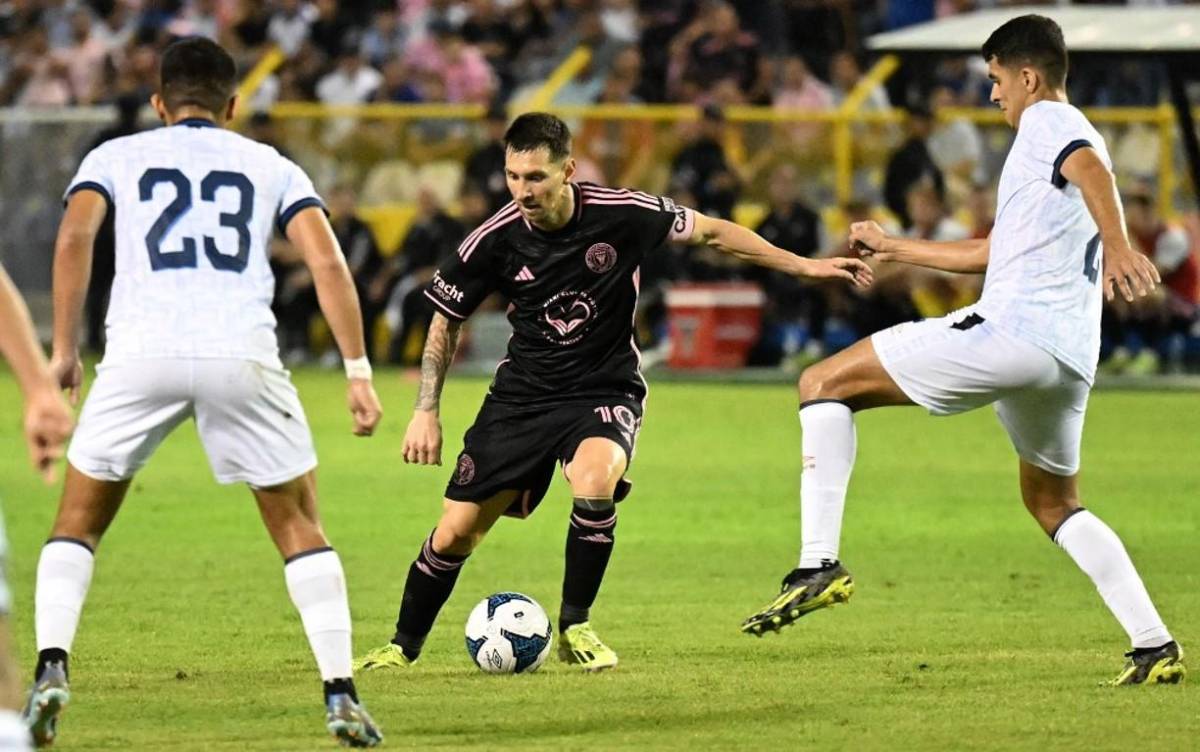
[{"xmin": 424, "ymin": 182, "xmax": 695, "ymax": 403}]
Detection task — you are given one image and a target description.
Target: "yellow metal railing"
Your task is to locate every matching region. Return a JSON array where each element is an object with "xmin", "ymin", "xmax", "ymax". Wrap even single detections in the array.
[
  {"xmin": 834, "ymin": 54, "xmax": 901, "ymax": 205},
  {"xmin": 525, "ymin": 46, "xmax": 593, "ymax": 109},
  {"xmin": 233, "ymin": 46, "xmax": 286, "ymax": 123},
  {"xmin": 241, "ymin": 28, "xmax": 1190, "ymax": 225}
]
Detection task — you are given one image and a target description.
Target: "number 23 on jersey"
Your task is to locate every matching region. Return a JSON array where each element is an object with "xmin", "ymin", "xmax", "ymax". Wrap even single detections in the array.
[{"xmin": 139, "ymin": 168, "xmax": 254, "ymax": 273}]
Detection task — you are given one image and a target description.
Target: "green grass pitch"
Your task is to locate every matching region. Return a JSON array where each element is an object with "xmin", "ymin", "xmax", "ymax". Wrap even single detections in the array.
[{"xmin": 0, "ymin": 368, "xmax": 1196, "ymax": 750}]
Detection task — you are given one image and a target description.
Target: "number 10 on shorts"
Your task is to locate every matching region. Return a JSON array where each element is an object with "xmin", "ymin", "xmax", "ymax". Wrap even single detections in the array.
[{"xmin": 593, "ymin": 405, "xmax": 641, "ymax": 447}]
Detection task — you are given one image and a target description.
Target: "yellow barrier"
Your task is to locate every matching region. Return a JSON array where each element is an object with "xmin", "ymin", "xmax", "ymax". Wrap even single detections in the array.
[
  {"xmin": 259, "ymin": 94, "xmax": 1187, "ymax": 222},
  {"xmin": 525, "ymin": 46, "xmax": 593, "ymax": 110},
  {"xmin": 834, "ymin": 55, "xmax": 901, "ymax": 205},
  {"xmin": 233, "ymin": 46, "xmax": 286, "ymax": 123}
]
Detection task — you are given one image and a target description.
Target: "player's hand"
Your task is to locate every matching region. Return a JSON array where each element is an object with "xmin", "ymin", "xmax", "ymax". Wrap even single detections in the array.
[
  {"xmin": 803, "ymin": 257, "xmax": 874, "ymax": 288},
  {"xmin": 848, "ymin": 221, "xmax": 889, "ymax": 259},
  {"xmin": 347, "ymin": 379, "xmax": 382, "ymax": 436},
  {"xmin": 1103, "ymin": 246, "xmax": 1161, "ymax": 303},
  {"xmin": 402, "ymin": 409, "xmax": 443, "ymax": 465},
  {"xmin": 49, "ymin": 351, "xmax": 83, "ymax": 406},
  {"xmin": 24, "ymin": 384, "xmax": 74, "ymax": 484}
]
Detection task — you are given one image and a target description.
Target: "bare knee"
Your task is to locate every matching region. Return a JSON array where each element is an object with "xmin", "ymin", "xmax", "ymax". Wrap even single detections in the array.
[
  {"xmin": 567, "ymin": 450, "xmax": 626, "ymax": 500},
  {"xmin": 569, "ymin": 464, "xmax": 622, "ymax": 498},
  {"xmin": 798, "ymin": 361, "xmax": 840, "ymax": 403}
]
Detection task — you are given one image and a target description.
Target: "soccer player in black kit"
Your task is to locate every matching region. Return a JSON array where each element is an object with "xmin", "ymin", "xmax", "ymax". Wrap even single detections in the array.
[{"xmin": 355, "ymin": 113, "xmax": 872, "ymax": 671}]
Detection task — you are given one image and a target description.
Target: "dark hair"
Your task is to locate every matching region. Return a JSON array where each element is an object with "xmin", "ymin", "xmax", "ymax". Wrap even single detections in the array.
[
  {"xmin": 503, "ymin": 112, "xmax": 571, "ymax": 162},
  {"xmin": 981, "ymin": 14, "xmax": 1068, "ymax": 89},
  {"xmin": 160, "ymin": 37, "xmax": 238, "ymax": 115}
]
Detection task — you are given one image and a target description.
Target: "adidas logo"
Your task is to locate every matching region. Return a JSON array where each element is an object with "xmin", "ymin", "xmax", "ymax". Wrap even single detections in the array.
[
  {"xmin": 579, "ymin": 533, "xmax": 613, "ymax": 544},
  {"xmin": 514, "ymin": 266, "xmax": 535, "ymax": 282}
]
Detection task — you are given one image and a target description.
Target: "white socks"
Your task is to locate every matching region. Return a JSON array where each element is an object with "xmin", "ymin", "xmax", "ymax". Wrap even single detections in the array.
[
  {"xmin": 798, "ymin": 402, "xmax": 856, "ymax": 569},
  {"xmin": 35, "ymin": 540, "xmax": 95, "ymax": 654},
  {"xmin": 34, "ymin": 540, "xmax": 355, "ymax": 680},
  {"xmin": 0, "ymin": 710, "xmax": 31, "ymax": 751},
  {"xmin": 284, "ymin": 548, "xmax": 353, "ymax": 681},
  {"xmin": 1054, "ymin": 510, "xmax": 1172, "ymax": 649}
]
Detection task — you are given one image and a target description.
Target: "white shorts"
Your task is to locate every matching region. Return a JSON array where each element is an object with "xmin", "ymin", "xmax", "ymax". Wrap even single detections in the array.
[
  {"xmin": 872, "ymin": 311, "xmax": 1090, "ymax": 476},
  {"xmin": 68, "ymin": 359, "xmax": 317, "ymax": 487}
]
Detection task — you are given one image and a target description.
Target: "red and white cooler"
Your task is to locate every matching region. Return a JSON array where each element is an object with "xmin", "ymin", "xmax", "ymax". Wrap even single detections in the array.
[{"xmin": 664, "ymin": 283, "xmax": 765, "ymax": 369}]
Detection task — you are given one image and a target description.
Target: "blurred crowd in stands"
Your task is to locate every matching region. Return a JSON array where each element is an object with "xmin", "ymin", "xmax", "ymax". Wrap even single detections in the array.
[{"xmin": 3, "ymin": 0, "xmax": 1198, "ymax": 373}]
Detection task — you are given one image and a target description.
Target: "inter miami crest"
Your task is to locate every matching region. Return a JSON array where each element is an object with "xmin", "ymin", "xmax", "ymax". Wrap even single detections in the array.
[
  {"xmin": 585, "ymin": 243, "xmax": 617, "ymax": 273},
  {"xmin": 454, "ymin": 453, "xmax": 476, "ymax": 485}
]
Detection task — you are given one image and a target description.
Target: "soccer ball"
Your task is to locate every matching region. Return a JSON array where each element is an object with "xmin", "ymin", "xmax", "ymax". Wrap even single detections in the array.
[{"xmin": 464, "ymin": 592, "xmax": 553, "ymax": 674}]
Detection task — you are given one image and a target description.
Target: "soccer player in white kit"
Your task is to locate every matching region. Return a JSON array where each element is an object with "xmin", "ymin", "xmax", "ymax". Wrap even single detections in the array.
[
  {"xmin": 0, "ymin": 263, "xmax": 76, "ymax": 751},
  {"xmin": 22, "ymin": 39, "xmax": 385, "ymax": 746},
  {"xmin": 741, "ymin": 15, "xmax": 1185, "ymax": 686}
]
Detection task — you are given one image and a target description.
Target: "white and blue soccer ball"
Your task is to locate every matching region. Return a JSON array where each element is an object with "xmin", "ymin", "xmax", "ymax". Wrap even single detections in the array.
[{"xmin": 464, "ymin": 592, "xmax": 553, "ymax": 674}]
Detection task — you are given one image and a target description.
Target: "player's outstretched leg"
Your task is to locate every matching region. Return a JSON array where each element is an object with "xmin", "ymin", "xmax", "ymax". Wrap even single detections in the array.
[
  {"xmin": 25, "ymin": 467, "xmax": 127, "ymax": 747},
  {"xmin": 743, "ymin": 338, "xmax": 908, "ymax": 636},
  {"xmin": 558, "ymin": 438, "xmax": 625, "ymax": 672},
  {"xmin": 355, "ymin": 492, "xmax": 514, "ymax": 671},
  {"xmin": 254, "ymin": 474, "xmax": 382, "ymax": 747},
  {"xmin": 1021, "ymin": 462, "xmax": 1185, "ymax": 686}
]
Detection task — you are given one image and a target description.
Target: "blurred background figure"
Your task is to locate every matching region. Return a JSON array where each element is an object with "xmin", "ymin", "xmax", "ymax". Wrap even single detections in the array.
[
  {"xmin": 1103, "ymin": 183, "xmax": 1199, "ymax": 375},
  {"xmin": 749, "ymin": 163, "xmax": 827, "ymax": 366},
  {"xmin": 884, "ymin": 105, "xmax": 944, "ymax": 231},
  {"xmin": 463, "ymin": 101, "xmax": 511, "ymax": 213},
  {"xmin": 670, "ymin": 104, "xmax": 739, "ymax": 221},
  {"xmin": 0, "ymin": 0, "xmax": 1197, "ymax": 372},
  {"xmin": 379, "ymin": 187, "xmax": 472, "ymax": 365}
]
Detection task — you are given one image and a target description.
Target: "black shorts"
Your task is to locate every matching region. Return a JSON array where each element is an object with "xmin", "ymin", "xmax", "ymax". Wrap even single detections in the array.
[{"xmin": 446, "ymin": 394, "xmax": 643, "ymax": 518}]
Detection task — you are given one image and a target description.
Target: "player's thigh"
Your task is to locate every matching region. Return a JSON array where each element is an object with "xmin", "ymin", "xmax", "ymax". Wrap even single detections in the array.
[
  {"xmin": 446, "ymin": 398, "xmax": 559, "ymax": 519},
  {"xmin": 995, "ymin": 369, "xmax": 1090, "ymax": 477},
  {"xmin": 558, "ymin": 397, "xmax": 641, "ymax": 490},
  {"xmin": 192, "ymin": 360, "xmax": 318, "ymax": 488},
  {"xmin": 871, "ymin": 312, "xmax": 1059, "ymax": 417},
  {"xmin": 67, "ymin": 360, "xmax": 193, "ymax": 481}
]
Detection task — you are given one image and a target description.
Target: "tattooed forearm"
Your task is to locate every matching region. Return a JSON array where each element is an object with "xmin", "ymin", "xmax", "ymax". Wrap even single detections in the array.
[{"xmin": 415, "ymin": 313, "xmax": 462, "ymax": 411}]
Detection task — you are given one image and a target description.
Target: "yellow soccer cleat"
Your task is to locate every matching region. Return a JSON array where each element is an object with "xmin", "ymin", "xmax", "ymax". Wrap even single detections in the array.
[
  {"xmin": 1108, "ymin": 641, "xmax": 1186, "ymax": 686},
  {"xmin": 352, "ymin": 642, "xmax": 413, "ymax": 673},
  {"xmin": 741, "ymin": 561, "xmax": 854, "ymax": 636},
  {"xmin": 558, "ymin": 622, "xmax": 619, "ymax": 672}
]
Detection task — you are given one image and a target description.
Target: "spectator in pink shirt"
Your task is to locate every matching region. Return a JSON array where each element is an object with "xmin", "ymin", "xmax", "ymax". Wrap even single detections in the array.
[
  {"xmin": 60, "ymin": 9, "xmax": 111, "ymax": 104},
  {"xmin": 4, "ymin": 27, "xmax": 72, "ymax": 106},
  {"xmin": 773, "ymin": 55, "xmax": 833, "ymax": 153},
  {"xmin": 405, "ymin": 20, "xmax": 495, "ymax": 104}
]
